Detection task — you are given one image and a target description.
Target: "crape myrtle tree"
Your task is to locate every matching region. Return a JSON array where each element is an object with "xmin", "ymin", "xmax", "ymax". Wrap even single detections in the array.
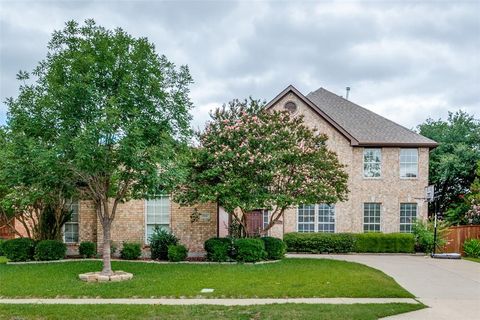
[
  {"xmin": 175, "ymin": 99, "xmax": 349, "ymax": 236},
  {"xmin": 6, "ymin": 20, "xmax": 193, "ymax": 276}
]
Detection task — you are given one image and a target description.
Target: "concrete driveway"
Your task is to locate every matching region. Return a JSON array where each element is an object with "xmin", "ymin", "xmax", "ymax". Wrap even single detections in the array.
[{"xmin": 287, "ymin": 254, "xmax": 480, "ymax": 320}]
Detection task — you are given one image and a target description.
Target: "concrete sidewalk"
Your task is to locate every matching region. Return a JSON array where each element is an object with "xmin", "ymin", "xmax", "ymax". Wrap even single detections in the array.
[
  {"xmin": 287, "ymin": 254, "xmax": 480, "ymax": 320},
  {"xmin": 0, "ymin": 297, "xmax": 419, "ymax": 305}
]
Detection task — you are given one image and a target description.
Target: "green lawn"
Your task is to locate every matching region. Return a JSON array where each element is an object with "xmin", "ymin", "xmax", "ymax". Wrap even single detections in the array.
[
  {"xmin": 0, "ymin": 259, "xmax": 412, "ymax": 298},
  {"xmin": 464, "ymin": 257, "xmax": 480, "ymax": 263},
  {"xmin": 0, "ymin": 303, "xmax": 424, "ymax": 320}
]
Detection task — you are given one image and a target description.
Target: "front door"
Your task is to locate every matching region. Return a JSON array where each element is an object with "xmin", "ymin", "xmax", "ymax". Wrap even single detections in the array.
[{"xmin": 245, "ymin": 210, "xmax": 263, "ymax": 236}]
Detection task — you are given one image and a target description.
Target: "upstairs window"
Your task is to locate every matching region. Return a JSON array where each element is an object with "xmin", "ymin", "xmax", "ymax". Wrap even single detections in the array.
[
  {"xmin": 64, "ymin": 201, "xmax": 79, "ymax": 243},
  {"xmin": 146, "ymin": 196, "xmax": 170, "ymax": 242},
  {"xmin": 400, "ymin": 149, "xmax": 418, "ymax": 178},
  {"xmin": 363, "ymin": 148, "xmax": 381, "ymax": 178}
]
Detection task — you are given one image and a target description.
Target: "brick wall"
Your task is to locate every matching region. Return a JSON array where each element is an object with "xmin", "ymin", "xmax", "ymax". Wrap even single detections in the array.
[
  {"xmin": 270, "ymin": 92, "xmax": 429, "ymax": 236},
  {"xmin": 171, "ymin": 202, "xmax": 218, "ymax": 254},
  {"xmin": 74, "ymin": 198, "xmax": 217, "ymax": 256}
]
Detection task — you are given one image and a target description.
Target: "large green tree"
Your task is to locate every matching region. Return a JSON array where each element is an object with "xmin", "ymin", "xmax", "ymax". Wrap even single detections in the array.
[
  {"xmin": 418, "ymin": 111, "xmax": 480, "ymax": 218},
  {"xmin": 6, "ymin": 20, "xmax": 193, "ymax": 275},
  {"xmin": 175, "ymin": 99, "xmax": 349, "ymax": 236},
  {"xmin": 0, "ymin": 109, "xmax": 76, "ymax": 240}
]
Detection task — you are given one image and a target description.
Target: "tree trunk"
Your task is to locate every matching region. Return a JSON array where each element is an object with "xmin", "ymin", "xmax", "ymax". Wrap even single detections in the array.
[{"xmin": 101, "ymin": 219, "xmax": 113, "ymax": 276}]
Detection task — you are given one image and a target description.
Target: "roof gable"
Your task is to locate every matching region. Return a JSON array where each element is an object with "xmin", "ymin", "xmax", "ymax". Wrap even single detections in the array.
[
  {"xmin": 266, "ymin": 85, "xmax": 438, "ymax": 148},
  {"xmin": 265, "ymin": 85, "xmax": 359, "ymax": 145}
]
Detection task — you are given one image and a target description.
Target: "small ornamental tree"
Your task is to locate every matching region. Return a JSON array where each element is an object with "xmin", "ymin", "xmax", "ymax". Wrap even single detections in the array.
[
  {"xmin": 5, "ymin": 20, "xmax": 193, "ymax": 276},
  {"xmin": 175, "ymin": 99, "xmax": 349, "ymax": 235}
]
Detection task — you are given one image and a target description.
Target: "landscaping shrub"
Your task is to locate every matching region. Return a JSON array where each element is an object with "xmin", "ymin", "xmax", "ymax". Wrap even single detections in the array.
[
  {"xmin": 463, "ymin": 238, "xmax": 480, "ymax": 258},
  {"xmin": 234, "ymin": 238, "xmax": 266, "ymax": 262},
  {"xmin": 111, "ymin": 243, "xmax": 118, "ymax": 255},
  {"xmin": 204, "ymin": 237, "xmax": 232, "ymax": 262},
  {"xmin": 0, "ymin": 239, "xmax": 5, "ymax": 256},
  {"xmin": 284, "ymin": 232, "xmax": 355, "ymax": 253},
  {"xmin": 167, "ymin": 244, "xmax": 188, "ymax": 262},
  {"xmin": 79, "ymin": 241, "xmax": 96, "ymax": 258},
  {"xmin": 412, "ymin": 219, "xmax": 448, "ymax": 253},
  {"xmin": 120, "ymin": 242, "xmax": 142, "ymax": 260},
  {"xmin": 149, "ymin": 226, "xmax": 178, "ymax": 260},
  {"xmin": 261, "ymin": 237, "xmax": 286, "ymax": 260},
  {"xmin": 34, "ymin": 240, "xmax": 66, "ymax": 261},
  {"xmin": 354, "ymin": 233, "xmax": 414, "ymax": 253},
  {"xmin": 2, "ymin": 238, "xmax": 35, "ymax": 262}
]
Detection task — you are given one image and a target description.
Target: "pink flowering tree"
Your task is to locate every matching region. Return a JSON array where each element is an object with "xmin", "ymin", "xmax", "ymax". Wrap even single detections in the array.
[
  {"xmin": 175, "ymin": 99, "xmax": 349, "ymax": 236},
  {"xmin": 465, "ymin": 161, "xmax": 480, "ymax": 224}
]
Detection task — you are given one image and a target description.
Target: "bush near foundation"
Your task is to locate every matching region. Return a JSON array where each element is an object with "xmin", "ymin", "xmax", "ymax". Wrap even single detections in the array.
[
  {"xmin": 79, "ymin": 241, "xmax": 96, "ymax": 258},
  {"xmin": 120, "ymin": 242, "xmax": 142, "ymax": 260},
  {"xmin": 204, "ymin": 237, "xmax": 232, "ymax": 262},
  {"xmin": 354, "ymin": 233, "xmax": 415, "ymax": 253},
  {"xmin": 34, "ymin": 240, "xmax": 66, "ymax": 261},
  {"xmin": 0, "ymin": 239, "xmax": 5, "ymax": 256},
  {"xmin": 284, "ymin": 233, "xmax": 355, "ymax": 253},
  {"xmin": 2, "ymin": 238, "xmax": 35, "ymax": 262},
  {"xmin": 234, "ymin": 238, "xmax": 267, "ymax": 262},
  {"xmin": 261, "ymin": 237, "xmax": 286, "ymax": 260},
  {"xmin": 284, "ymin": 232, "xmax": 414, "ymax": 253},
  {"xmin": 167, "ymin": 244, "xmax": 188, "ymax": 262},
  {"xmin": 149, "ymin": 226, "xmax": 179, "ymax": 260}
]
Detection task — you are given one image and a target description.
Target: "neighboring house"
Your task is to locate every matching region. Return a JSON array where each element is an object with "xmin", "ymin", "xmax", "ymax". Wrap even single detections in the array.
[{"xmin": 2, "ymin": 85, "xmax": 437, "ymax": 256}]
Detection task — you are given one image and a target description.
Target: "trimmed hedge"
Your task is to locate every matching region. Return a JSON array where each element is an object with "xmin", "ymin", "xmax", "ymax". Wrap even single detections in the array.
[
  {"xmin": 284, "ymin": 232, "xmax": 415, "ymax": 253},
  {"xmin": 120, "ymin": 242, "xmax": 142, "ymax": 260},
  {"xmin": 234, "ymin": 238, "xmax": 267, "ymax": 262},
  {"xmin": 2, "ymin": 238, "xmax": 35, "ymax": 262},
  {"xmin": 204, "ymin": 237, "xmax": 231, "ymax": 262},
  {"xmin": 354, "ymin": 233, "xmax": 415, "ymax": 253},
  {"xmin": 79, "ymin": 241, "xmax": 97, "ymax": 258},
  {"xmin": 284, "ymin": 233, "xmax": 355, "ymax": 253},
  {"xmin": 261, "ymin": 237, "xmax": 286, "ymax": 260},
  {"xmin": 34, "ymin": 240, "xmax": 67, "ymax": 261},
  {"xmin": 168, "ymin": 244, "xmax": 188, "ymax": 262}
]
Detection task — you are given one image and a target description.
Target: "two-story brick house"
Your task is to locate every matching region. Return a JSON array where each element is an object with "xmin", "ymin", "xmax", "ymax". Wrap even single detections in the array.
[{"xmin": 62, "ymin": 85, "xmax": 437, "ymax": 256}]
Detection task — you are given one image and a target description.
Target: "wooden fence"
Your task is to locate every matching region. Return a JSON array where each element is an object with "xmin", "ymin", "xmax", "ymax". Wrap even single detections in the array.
[{"xmin": 443, "ymin": 225, "xmax": 480, "ymax": 255}]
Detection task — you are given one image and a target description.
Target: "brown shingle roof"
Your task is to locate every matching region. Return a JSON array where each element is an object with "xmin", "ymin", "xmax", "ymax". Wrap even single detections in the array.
[
  {"xmin": 265, "ymin": 85, "xmax": 437, "ymax": 148},
  {"xmin": 306, "ymin": 87, "xmax": 437, "ymax": 147}
]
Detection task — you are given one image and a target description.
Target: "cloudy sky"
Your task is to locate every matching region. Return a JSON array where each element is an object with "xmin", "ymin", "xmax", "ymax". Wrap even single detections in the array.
[{"xmin": 1, "ymin": 0, "xmax": 479, "ymax": 130}]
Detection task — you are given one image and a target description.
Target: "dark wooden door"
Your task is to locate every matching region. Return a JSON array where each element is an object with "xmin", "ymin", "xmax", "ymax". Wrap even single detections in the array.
[{"xmin": 246, "ymin": 210, "xmax": 263, "ymax": 236}]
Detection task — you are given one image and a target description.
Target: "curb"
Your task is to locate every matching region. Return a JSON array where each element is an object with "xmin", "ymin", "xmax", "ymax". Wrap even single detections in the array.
[{"xmin": 0, "ymin": 298, "xmax": 420, "ymax": 305}]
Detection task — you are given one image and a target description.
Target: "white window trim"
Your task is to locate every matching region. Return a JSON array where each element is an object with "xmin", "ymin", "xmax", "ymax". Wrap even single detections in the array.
[
  {"xmin": 144, "ymin": 196, "xmax": 171, "ymax": 244},
  {"xmin": 399, "ymin": 148, "xmax": 419, "ymax": 179},
  {"xmin": 363, "ymin": 148, "xmax": 382, "ymax": 179},
  {"xmin": 296, "ymin": 204, "xmax": 336, "ymax": 233},
  {"xmin": 63, "ymin": 201, "xmax": 79, "ymax": 244}
]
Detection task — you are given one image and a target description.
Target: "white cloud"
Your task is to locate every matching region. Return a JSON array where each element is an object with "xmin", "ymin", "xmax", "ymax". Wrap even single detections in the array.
[{"xmin": 1, "ymin": 0, "xmax": 478, "ymax": 128}]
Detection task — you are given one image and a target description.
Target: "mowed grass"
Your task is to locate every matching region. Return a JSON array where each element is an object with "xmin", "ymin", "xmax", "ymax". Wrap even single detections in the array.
[
  {"xmin": 0, "ymin": 304, "xmax": 425, "ymax": 320},
  {"xmin": 464, "ymin": 257, "xmax": 480, "ymax": 263},
  {"xmin": 0, "ymin": 259, "xmax": 412, "ymax": 298}
]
